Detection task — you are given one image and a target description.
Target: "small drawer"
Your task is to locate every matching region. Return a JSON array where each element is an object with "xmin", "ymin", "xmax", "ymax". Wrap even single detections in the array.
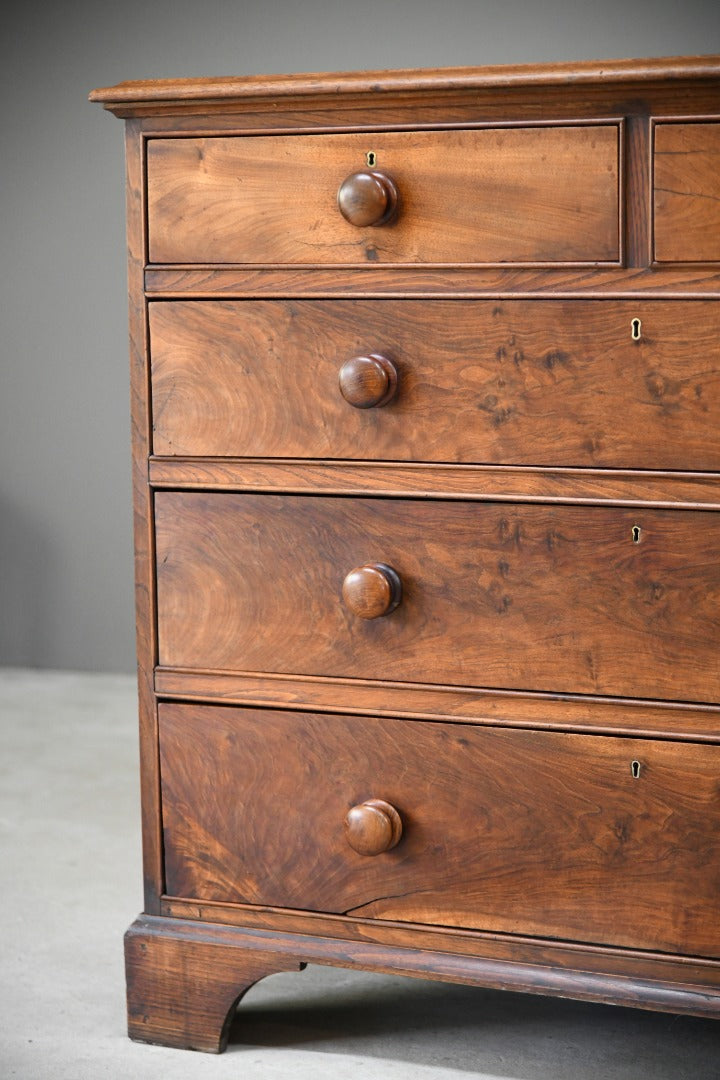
[
  {"xmin": 159, "ymin": 702, "xmax": 720, "ymax": 958},
  {"xmin": 149, "ymin": 299, "xmax": 720, "ymax": 470},
  {"xmin": 146, "ymin": 125, "xmax": 620, "ymax": 265},
  {"xmin": 154, "ymin": 492, "xmax": 720, "ymax": 703},
  {"xmin": 654, "ymin": 122, "xmax": 720, "ymax": 262}
]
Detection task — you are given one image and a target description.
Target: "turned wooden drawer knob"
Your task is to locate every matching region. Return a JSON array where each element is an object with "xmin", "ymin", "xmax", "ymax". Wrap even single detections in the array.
[
  {"xmin": 342, "ymin": 562, "xmax": 402, "ymax": 619},
  {"xmin": 344, "ymin": 799, "xmax": 403, "ymax": 856},
  {"xmin": 339, "ymin": 354, "xmax": 398, "ymax": 408},
  {"xmin": 337, "ymin": 170, "xmax": 399, "ymax": 226}
]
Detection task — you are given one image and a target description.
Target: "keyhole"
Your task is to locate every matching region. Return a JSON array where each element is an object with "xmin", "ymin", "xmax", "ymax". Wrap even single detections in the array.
[
  {"xmin": 631, "ymin": 760, "xmax": 641, "ymax": 779},
  {"xmin": 631, "ymin": 318, "xmax": 642, "ymax": 341},
  {"xmin": 366, "ymin": 151, "xmax": 376, "ymax": 167},
  {"xmin": 632, "ymin": 525, "xmax": 642, "ymax": 543}
]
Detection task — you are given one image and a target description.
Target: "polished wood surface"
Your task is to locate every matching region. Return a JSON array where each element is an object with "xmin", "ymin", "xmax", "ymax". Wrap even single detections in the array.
[
  {"xmin": 146, "ymin": 126, "xmax": 619, "ymax": 265},
  {"xmin": 344, "ymin": 799, "xmax": 403, "ymax": 856},
  {"xmin": 125, "ymin": 918, "xmax": 303, "ymax": 1052},
  {"xmin": 148, "ymin": 458, "xmax": 720, "ymax": 510},
  {"xmin": 157, "ymin": 900, "xmax": 720, "ymax": 999},
  {"xmin": 154, "ymin": 667, "xmax": 720, "ymax": 742},
  {"xmin": 132, "ymin": 916, "xmax": 720, "ymax": 1027},
  {"xmin": 90, "ymin": 55, "xmax": 720, "ymax": 110},
  {"xmin": 654, "ymin": 123, "xmax": 720, "ymax": 262},
  {"xmin": 155, "ymin": 491, "xmax": 720, "ymax": 702},
  {"xmin": 337, "ymin": 170, "xmax": 399, "ymax": 226},
  {"xmin": 94, "ymin": 56, "xmax": 720, "ymax": 1051},
  {"xmin": 159, "ymin": 703, "xmax": 720, "ymax": 957},
  {"xmin": 341, "ymin": 562, "xmax": 402, "ymax": 620},
  {"xmin": 338, "ymin": 353, "xmax": 398, "ymax": 408},
  {"xmin": 124, "ymin": 122, "xmax": 164, "ymax": 914},
  {"xmin": 145, "ymin": 264, "xmax": 720, "ymax": 297},
  {"xmin": 149, "ymin": 300, "xmax": 720, "ymax": 469}
]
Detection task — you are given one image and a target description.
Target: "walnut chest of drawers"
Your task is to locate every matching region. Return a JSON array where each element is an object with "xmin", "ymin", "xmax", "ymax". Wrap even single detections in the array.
[{"xmin": 91, "ymin": 56, "xmax": 720, "ymax": 1052}]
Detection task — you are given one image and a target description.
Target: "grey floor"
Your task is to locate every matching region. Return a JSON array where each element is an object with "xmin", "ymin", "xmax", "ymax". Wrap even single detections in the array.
[{"xmin": 2, "ymin": 669, "xmax": 719, "ymax": 1079}]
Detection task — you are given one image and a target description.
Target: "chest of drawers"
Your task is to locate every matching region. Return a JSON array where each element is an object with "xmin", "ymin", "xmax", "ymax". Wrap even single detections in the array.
[{"xmin": 91, "ymin": 56, "xmax": 720, "ymax": 1053}]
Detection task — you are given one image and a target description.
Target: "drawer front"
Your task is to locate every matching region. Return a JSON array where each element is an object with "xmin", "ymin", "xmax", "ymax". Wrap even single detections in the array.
[
  {"xmin": 155, "ymin": 493, "xmax": 720, "ymax": 703},
  {"xmin": 159, "ymin": 703, "xmax": 720, "ymax": 957},
  {"xmin": 150, "ymin": 299, "xmax": 720, "ymax": 470},
  {"xmin": 654, "ymin": 122, "xmax": 720, "ymax": 262},
  {"xmin": 146, "ymin": 126, "xmax": 620, "ymax": 265}
]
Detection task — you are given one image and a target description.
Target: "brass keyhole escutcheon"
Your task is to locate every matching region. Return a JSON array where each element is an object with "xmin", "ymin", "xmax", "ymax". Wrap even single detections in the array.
[
  {"xmin": 631, "ymin": 760, "xmax": 642, "ymax": 779},
  {"xmin": 631, "ymin": 318, "xmax": 642, "ymax": 340},
  {"xmin": 366, "ymin": 150, "xmax": 377, "ymax": 167},
  {"xmin": 632, "ymin": 525, "xmax": 642, "ymax": 543}
]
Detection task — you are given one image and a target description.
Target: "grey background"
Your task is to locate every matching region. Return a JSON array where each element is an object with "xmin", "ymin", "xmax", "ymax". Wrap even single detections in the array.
[{"xmin": 1, "ymin": 1, "xmax": 718, "ymax": 674}]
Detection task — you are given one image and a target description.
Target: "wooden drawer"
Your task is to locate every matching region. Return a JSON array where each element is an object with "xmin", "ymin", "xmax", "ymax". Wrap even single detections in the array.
[
  {"xmin": 159, "ymin": 702, "xmax": 720, "ymax": 957},
  {"xmin": 150, "ymin": 299, "xmax": 720, "ymax": 470},
  {"xmin": 146, "ymin": 125, "xmax": 620, "ymax": 265},
  {"xmin": 154, "ymin": 492, "xmax": 720, "ymax": 703},
  {"xmin": 654, "ymin": 122, "xmax": 720, "ymax": 262}
]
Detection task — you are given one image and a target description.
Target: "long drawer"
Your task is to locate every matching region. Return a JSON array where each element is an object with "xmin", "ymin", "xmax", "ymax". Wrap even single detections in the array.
[
  {"xmin": 146, "ymin": 125, "xmax": 620, "ymax": 265},
  {"xmin": 149, "ymin": 299, "xmax": 720, "ymax": 469},
  {"xmin": 159, "ymin": 702, "xmax": 720, "ymax": 957},
  {"xmin": 154, "ymin": 492, "xmax": 720, "ymax": 703}
]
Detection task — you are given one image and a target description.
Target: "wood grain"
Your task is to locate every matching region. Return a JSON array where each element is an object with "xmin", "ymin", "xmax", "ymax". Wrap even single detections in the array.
[
  {"xmin": 623, "ymin": 113, "xmax": 651, "ymax": 267},
  {"xmin": 94, "ymin": 57, "xmax": 720, "ymax": 1045},
  {"xmin": 338, "ymin": 353, "xmax": 398, "ymax": 408},
  {"xmin": 145, "ymin": 264, "xmax": 720, "ymax": 297},
  {"xmin": 124, "ymin": 122, "xmax": 163, "ymax": 913},
  {"xmin": 131, "ymin": 915, "xmax": 720, "ymax": 1029},
  {"xmin": 341, "ymin": 563, "xmax": 402, "ymax": 620},
  {"xmin": 154, "ymin": 492, "xmax": 720, "ymax": 702},
  {"xmin": 148, "ymin": 458, "xmax": 720, "ymax": 510},
  {"xmin": 344, "ymin": 798, "xmax": 403, "ymax": 855},
  {"xmin": 159, "ymin": 898, "xmax": 720, "ymax": 989},
  {"xmin": 158, "ymin": 703, "xmax": 720, "ymax": 957},
  {"xmin": 146, "ymin": 126, "xmax": 619, "ymax": 265},
  {"xmin": 153, "ymin": 667, "xmax": 720, "ymax": 741},
  {"xmin": 654, "ymin": 122, "xmax": 720, "ymax": 262},
  {"xmin": 149, "ymin": 299, "xmax": 720, "ymax": 469},
  {"xmin": 337, "ymin": 169, "xmax": 398, "ymax": 226},
  {"xmin": 125, "ymin": 917, "xmax": 303, "ymax": 1051},
  {"xmin": 123, "ymin": 84, "xmax": 720, "ymax": 129},
  {"xmin": 90, "ymin": 55, "xmax": 720, "ymax": 108}
]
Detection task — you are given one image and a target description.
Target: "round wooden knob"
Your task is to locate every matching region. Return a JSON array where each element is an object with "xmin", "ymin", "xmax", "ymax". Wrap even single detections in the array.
[
  {"xmin": 342, "ymin": 563, "xmax": 402, "ymax": 619},
  {"xmin": 337, "ymin": 170, "xmax": 398, "ymax": 227},
  {"xmin": 344, "ymin": 799, "xmax": 403, "ymax": 856},
  {"xmin": 339, "ymin": 354, "xmax": 398, "ymax": 409}
]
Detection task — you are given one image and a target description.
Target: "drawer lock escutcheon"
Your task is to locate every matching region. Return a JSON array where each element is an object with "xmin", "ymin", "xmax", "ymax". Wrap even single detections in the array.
[{"xmin": 631, "ymin": 318, "xmax": 642, "ymax": 340}]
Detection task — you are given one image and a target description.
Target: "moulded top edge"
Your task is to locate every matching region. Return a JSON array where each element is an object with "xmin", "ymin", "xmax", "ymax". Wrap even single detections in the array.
[{"xmin": 89, "ymin": 54, "xmax": 720, "ymax": 109}]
